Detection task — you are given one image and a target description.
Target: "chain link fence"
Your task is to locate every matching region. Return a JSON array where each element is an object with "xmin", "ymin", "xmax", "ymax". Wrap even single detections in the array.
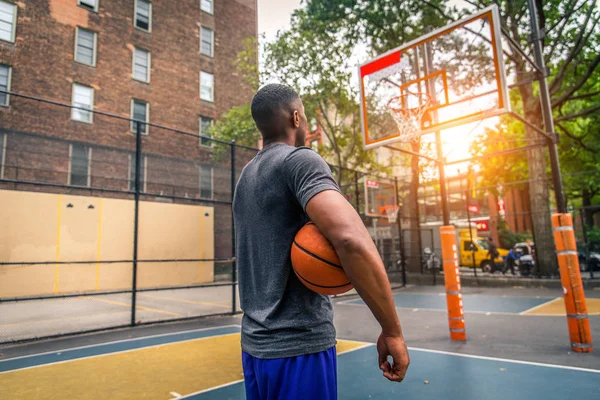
[{"xmin": 0, "ymin": 92, "xmax": 255, "ymax": 343}]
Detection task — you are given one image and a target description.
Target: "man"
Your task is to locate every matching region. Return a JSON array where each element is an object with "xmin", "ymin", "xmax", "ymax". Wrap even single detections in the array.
[
  {"xmin": 487, "ymin": 237, "xmax": 499, "ymax": 261},
  {"xmin": 233, "ymin": 84, "xmax": 409, "ymax": 400},
  {"xmin": 503, "ymin": 246, "xmax": 520, "ymax": 275}
]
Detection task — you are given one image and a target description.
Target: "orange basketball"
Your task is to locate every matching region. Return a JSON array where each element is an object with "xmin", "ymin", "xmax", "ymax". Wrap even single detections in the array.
[{"xmin": 291, "ymin": 223, "xmax": 353, "ymax": 295}]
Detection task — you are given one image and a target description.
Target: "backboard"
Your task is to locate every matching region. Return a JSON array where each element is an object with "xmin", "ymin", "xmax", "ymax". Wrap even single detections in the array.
[
  {"xmin": 358, "ymin": 5, "xmax": 509, "ymax": 149},
  {"xmin": 364, "ymin": 179, "xmax": 398, "ymax": 218}
]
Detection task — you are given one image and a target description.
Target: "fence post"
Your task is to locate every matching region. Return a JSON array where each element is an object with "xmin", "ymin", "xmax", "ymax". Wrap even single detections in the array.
[
  {"xmin": 354, "ymin": 170, "xmax": 360, "ymax": 212},
  {"xmin": 131, "ymin": 121, "xmax": 142, "ymax": 326},
  {"xmin": 231, "ymin": 141, "xmax": 237, "ymax": 314},
  {"xmin": 579, "ymin": 210, "xmax": 593, "ymax": 279},
  {"xmin": 552, "ymin": 214, "xmax": 593, "ymax": 352}
]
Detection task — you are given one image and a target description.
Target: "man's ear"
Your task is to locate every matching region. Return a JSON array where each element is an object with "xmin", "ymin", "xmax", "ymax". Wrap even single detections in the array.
[{"xmin": 293, "ymin": 110, "xmax": 300, "ymax": 128}]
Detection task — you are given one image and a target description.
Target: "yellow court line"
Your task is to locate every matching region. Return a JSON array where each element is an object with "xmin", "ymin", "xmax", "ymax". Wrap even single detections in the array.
[
  {"xmin": 81, "ymin": 296, "xmax": 185, "ymax": 318},
  {"xmin": 95, "ymin": 198, "xmax": 103, "ymax": 291},
  {"xmin": 138, "ymin": 293, "xmax": 231, "ymax": 309},
  {"xmin": 54, "ymin": 194, "xmax": 62, "ymax": 295}
]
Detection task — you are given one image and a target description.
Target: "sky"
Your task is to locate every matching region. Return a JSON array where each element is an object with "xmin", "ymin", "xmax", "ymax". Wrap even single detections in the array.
[{"xmin": 257, "ymin": 0, "xmax": 302, "ymax": 42}]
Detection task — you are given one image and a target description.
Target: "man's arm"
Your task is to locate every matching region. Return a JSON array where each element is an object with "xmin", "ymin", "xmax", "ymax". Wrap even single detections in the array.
[{"xmin": 306, "ymin": 190, "xmax": 410, "ymax": 382}]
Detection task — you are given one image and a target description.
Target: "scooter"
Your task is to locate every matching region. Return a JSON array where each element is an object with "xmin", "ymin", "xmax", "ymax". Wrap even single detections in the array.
[{"xmin": 423, "ymin": 247, "xmax": 441, "ymax": 271}]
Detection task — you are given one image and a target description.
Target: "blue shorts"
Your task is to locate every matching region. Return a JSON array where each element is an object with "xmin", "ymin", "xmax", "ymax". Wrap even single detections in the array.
[{"xmin": 242, "ymin": 347, "xmax": 337, "ymax": 400}]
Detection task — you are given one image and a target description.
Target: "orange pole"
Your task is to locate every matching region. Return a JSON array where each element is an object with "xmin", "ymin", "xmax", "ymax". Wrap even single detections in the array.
[
  {"xmin": 552, "ymin": 214, "xmax": 593, "ymax": 353},
  {"xmin": 440, "ymin": 225, "xmax": 466, "ymax": 341}
]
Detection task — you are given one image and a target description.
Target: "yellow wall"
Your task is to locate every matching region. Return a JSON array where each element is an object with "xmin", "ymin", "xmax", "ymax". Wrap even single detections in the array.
[{"xmin": 0, "ymin": 190, "xmax": 214, "ymax": 297}]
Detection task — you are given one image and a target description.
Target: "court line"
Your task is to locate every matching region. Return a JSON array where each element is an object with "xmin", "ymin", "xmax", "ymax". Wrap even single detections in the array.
[
  {"xmin": 519, "ymin": 297, "xmax": 562, "ymax": 315},
  {"xmin": 177, "ymin": 341, "xmax": 374, "ymax": 399},
  {"xmin": 178, "ymin": 379, "xmax": 245, "ymax": 399},
  {"xmin": 0, "ymin": 324, "xmax": 241, "ymax": 363},
  {"xmin": 81, "ymin": 296, "xmax": 185, "ymax": 317},
  {"xmin": 407, "ymin": 347, "xmax": 600, "ymax": 374},
  {"xmin": 138, "ymin": 293, "xmax": 231, "ymax": 310},
  {"xmin": 333, "ymin": 339, "xmax": 600, "ymax": 374},
  {"xmin": 0, "ymin": 332, "xmax": 241, "ymax": 375}
]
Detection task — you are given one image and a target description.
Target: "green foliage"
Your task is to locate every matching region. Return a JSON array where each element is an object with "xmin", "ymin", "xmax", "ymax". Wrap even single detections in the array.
[
  {"xmin": 211, "ymin": 104, "xmax": 260, "ymax": 148},
  {"xmin": 263, "ymin": 8, "xmax": 395, "ymax": 183},
  {"xmin": 497, "ymin": 220, "xmax": 533, "ymax": 249}
]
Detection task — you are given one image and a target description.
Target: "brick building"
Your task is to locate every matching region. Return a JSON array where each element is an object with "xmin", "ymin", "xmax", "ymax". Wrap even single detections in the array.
[{"xmin": 0, "ymin": 0, "xmax": 258, "ymax": 261}]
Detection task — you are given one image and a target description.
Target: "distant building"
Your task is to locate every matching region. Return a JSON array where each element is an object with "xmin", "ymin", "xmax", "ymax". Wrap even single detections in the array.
[{"xmin": 0, "ymin": 0, "xmax": 258, "ymax": 266}]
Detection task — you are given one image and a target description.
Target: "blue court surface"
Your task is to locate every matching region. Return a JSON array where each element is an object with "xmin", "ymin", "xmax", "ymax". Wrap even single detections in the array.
[
  {"xmin": 189, "ymin": 345, "xmax": 600, "ymax": 400},
  {"xmin": 341, "ymin": 292, "xmax": 556, "ymax": 314},
  {"xmin": 1, "ymin": 325, "xmax": 599, "ymax": 399}
]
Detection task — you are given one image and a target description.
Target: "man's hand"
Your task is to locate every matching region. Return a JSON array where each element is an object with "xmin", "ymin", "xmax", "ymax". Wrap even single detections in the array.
[{"xmin": 377, "ymin": 333, "xmax": 410, "ymax": 382}]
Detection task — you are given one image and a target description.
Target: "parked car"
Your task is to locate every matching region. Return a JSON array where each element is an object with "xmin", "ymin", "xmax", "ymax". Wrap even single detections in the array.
[{"xmin": 578, "ymin": 249, "xmax": 600, "ymax": 272}]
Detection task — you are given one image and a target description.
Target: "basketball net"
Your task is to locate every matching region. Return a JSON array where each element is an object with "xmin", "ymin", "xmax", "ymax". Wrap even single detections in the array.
[
  {"xmin": 383, "ymin": 206, "xmax": 400, "ymax": 224},
  {"xmin": 386, "ymin": 91, "xmax": 432, "ymax": 143}
]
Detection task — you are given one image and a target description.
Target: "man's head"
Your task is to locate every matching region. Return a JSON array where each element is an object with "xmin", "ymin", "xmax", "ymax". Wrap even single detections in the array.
[{"xmin": 251, "ymin": 84, "xmax": 307, "ymax": 147}]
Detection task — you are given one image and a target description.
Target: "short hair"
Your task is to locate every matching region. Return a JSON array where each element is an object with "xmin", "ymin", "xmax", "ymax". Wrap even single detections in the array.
[{"xmin": 251, "ymin": 84, "xmax": 300, "ymax": 138}]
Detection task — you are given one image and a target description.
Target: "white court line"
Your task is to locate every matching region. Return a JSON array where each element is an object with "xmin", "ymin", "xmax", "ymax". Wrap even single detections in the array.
[
  {"xmin": 0, "ymin": 324, "xmax": 242, "ymax": 364},
  {"xmin": 407, "ymin": 347, "xmax": 600, "ymax": 374},
  {"xmin": 0, "ymin": 331, "xmax": 241, "ymax": 375},
  {"xmin": 518, "ymin": 298, "xmax": 562, "ymax": 315},
  {"xmin": 178, "ymin": 379, "xmax": 245, "ymax": 399},
  {"xmin": 337, "ymin": 340, "xmax": 600, "ymax": 374},
  {"xmin": 176, "ymin": 342, "xmax": 374, "ymax": 399}
]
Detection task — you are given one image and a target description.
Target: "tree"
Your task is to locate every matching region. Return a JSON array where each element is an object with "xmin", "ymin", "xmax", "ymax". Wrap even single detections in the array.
[
  {"xmin": 307, "ymin": 0, "xmax": 600, "ymax": 274},
  {"xmin": 263, "ymin": 9, "xmax": 395, "ymax": 186}
]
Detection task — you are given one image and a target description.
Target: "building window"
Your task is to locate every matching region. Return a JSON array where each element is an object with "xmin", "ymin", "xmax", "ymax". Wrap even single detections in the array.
[
  {"xmin": 69, "ymin": 143, "xmax": 92, "ymax": 187},
  {"xmin": 71, "ymin": 84, "xmax": 94, "ymax": 123},
  {"xmin": 200, "ymin": 71, "xmax": 214, "ymax": 102},
  {"xmin": 200, "ymin": 116, "xmax": 214, "ymax": 147},
  {"xmin": 131, "ymin": 99, "xmax": 149, "ymax": 135},
  {"xmin": 200, "ymin": 0, "xmax": 213, "ymax": 14},
  {"xmin": 0, "ymin": 0, "xmax": 17, "ymax": 43},
  {"xmin": 0, "ymin": 64, "xmax": 11, "ymax": 106},
  {"xmin": 132, "ymin": 47, "xmax": 150, "ymax": 83},
  {"xmin": 78, "ymin": 0, "xmax": 98, "ymax": 12},
  {"xmin": 75, "ymin": 27, "xmax": 97, "ymax": 66},
  {"xmin": 200, "ymin": 27, "xmax": 213, "ymax": 57},
  {"xmin": 199, "ymin": 165, "xmax": 213, "ymax": 199},
  {"xmin": 134, "ymin": 0, "xmax": 151, "ymax": 31},
  {"xmin": 128, "ymin": 154, "xmax": 147, "ymax": 192},
  {"xmin": 0, "ymin": 132, "xmax": 6, "ymax": 179}
]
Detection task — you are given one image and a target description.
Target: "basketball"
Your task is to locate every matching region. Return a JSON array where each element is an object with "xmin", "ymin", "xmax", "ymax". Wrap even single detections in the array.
[{"xmin": 291, "ymin": 222, "xmax": 353, "ymax": 295}]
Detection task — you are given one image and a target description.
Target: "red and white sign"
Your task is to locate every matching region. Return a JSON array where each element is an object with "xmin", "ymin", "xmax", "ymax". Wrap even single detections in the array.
[
  {"xmin": 468, "ymin": 204, "xmax": 480, "ymax": 213},
  {"xmin": 498, "ymin": 198, "xmax": 506, "ymax": 217},
  {"xmin": 366, "ymin": 180, "xmax": 379, "ymax": 189},
  {"xmin": 475, "ymin": 220, "xmax": 490, "ymax": 232}
]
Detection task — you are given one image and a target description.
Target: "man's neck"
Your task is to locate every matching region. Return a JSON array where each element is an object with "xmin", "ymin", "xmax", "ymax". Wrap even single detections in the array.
[{"xmin": 262, "ymin": 137, "xmax": 295, "ymax": 148}]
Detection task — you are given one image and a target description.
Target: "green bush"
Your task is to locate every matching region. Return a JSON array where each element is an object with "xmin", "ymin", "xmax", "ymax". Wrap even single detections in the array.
[{"xmin": 498, "ymin": 220, "xmax": 532, "ymax": 249}]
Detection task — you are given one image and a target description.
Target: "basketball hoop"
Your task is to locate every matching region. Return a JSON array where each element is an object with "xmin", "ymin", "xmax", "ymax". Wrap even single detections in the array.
[
  {"xmin": 382, "ymin": 206, "xmax": 400, "ymax": 224},
  {"xmin": 386, "ymin": 91, "xmax": 432, "ymax": 143}
]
